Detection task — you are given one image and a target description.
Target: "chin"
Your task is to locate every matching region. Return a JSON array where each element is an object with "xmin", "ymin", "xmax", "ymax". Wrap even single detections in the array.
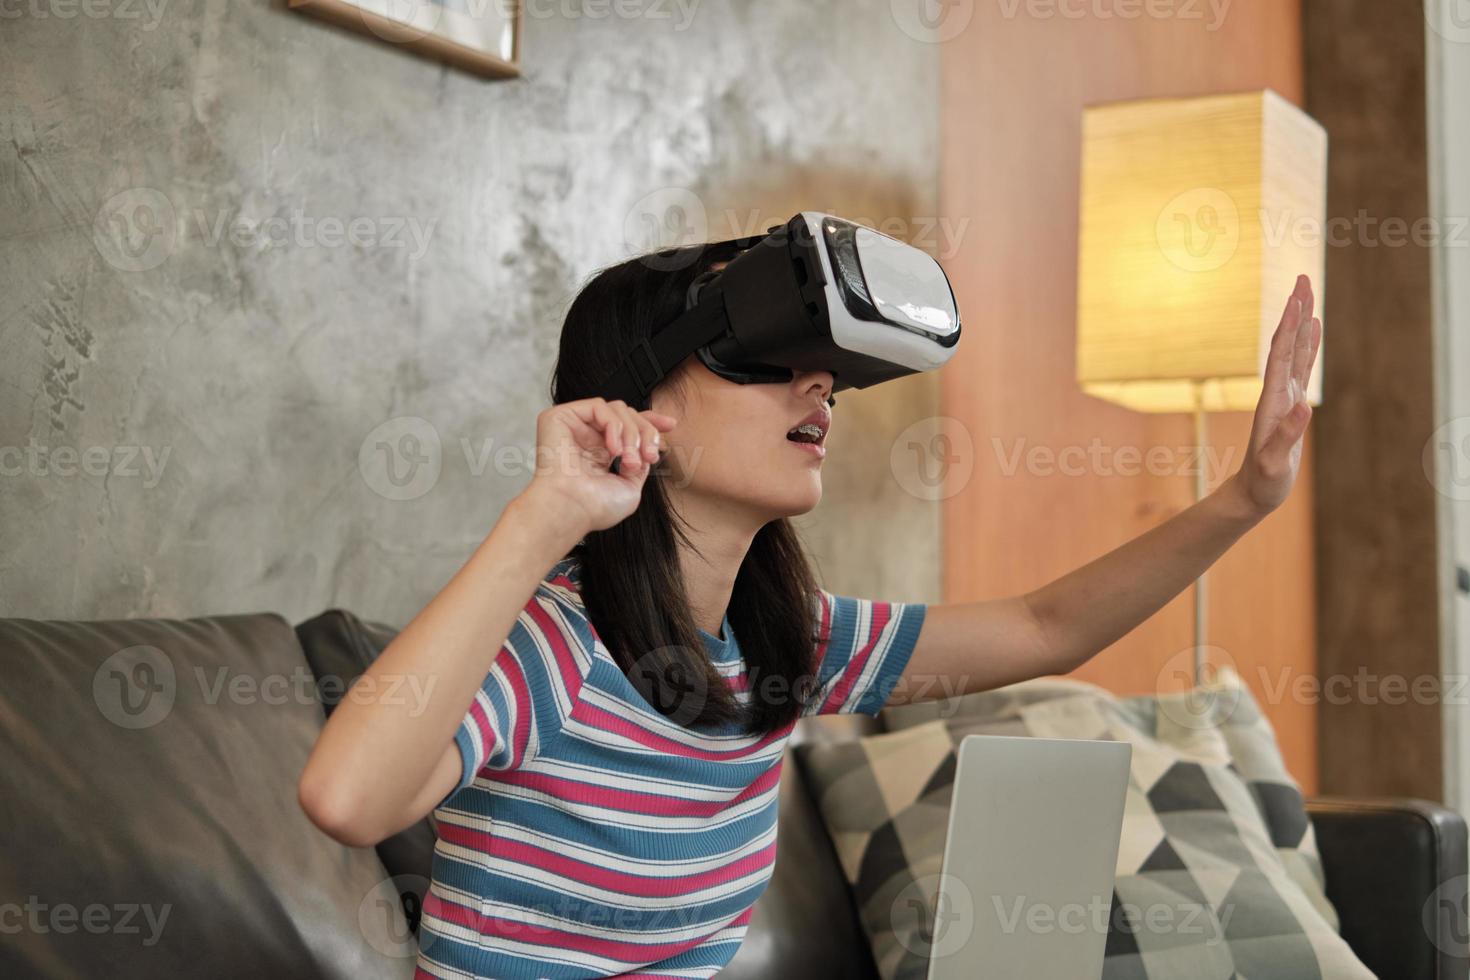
[{"xmin": 771, "ymin": 481, "xmax": 823, "ymax": 518}]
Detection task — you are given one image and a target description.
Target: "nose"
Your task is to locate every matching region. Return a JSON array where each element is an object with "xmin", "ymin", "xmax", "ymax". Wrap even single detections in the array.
[{"xmin": 794, "ymin": 369, "xmax": 836, "ymax": 407}]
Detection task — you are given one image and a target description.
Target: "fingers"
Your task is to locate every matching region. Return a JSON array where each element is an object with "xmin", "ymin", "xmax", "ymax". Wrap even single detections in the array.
[
  {"xmin": 1287, "ymin": 311, "xmax": 1319, "ymax": 405},
  {"xmin": 560, "ymin": 397, "xmax": 679, "ymax": 477},
  {"xmin": 1300, "ymin": 316, "xmax": 1323, "ymax": 393},
  {"xmin": 1262, "ymin": 276, "xmax": 1310, "ymax": 399}
]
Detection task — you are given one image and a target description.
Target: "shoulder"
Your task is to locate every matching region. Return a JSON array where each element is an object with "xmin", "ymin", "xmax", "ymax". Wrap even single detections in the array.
[{"xmin": 503, "ymin": 554, "xmax": 598, "ymax": 690}]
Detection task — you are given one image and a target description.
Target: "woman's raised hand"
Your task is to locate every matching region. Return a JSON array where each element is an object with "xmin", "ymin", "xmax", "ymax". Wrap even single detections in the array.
[
  {"xmin": 1228, "ymin": 274, "xmax": 1322, "ymax": 518},
  {"xmin": 521, "ymin": 398, "xmax": 678, "ymax": 534}
]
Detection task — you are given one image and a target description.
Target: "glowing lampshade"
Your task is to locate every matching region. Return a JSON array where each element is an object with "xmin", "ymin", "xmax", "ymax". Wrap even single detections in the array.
[{"xmin": 1076, "ymin": 90, "xmax": 1327, "ymax": 413}]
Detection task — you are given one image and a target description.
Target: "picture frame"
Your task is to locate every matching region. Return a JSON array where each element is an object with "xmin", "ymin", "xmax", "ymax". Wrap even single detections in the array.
[{"xmin": 289, "ymin": 0, "xmax": 522, "ymax": 80}]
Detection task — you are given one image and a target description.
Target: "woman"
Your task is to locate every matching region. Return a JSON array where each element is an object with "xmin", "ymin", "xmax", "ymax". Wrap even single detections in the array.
[{"xmin": 298, "ymin": 238, "xmax": 1321, "ymax": 979}]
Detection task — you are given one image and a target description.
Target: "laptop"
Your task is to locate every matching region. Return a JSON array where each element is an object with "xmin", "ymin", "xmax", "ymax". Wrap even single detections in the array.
[{"xmin": 924, "ymin": 734, "xmax": 1132, "ymax": 980}]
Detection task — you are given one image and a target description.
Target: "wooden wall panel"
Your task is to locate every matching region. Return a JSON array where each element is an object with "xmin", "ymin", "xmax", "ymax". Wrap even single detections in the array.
[
  {"xmin": 938, "ymin": 1, "xmax": 1317, "ymax": 791},
  {"xmin": 1304, "ymin": 0, "xmax": 1443, "ymax": 801}
]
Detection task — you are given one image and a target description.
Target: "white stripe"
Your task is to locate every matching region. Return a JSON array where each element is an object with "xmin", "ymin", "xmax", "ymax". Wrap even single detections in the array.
[
  {"xmin": 424, "ymin": 866, "xmax": 768, "ymax": 938},
  {"xmin": 528, "ymin": 755, "xmax": 780, "ymax": 801},
  {"xmin": 434, "ymin": 810, "xmax": 780, "ymax": 876},
  {"xmin": 439, "ymin": 777, "xmax": 780, "ymax": 833}
]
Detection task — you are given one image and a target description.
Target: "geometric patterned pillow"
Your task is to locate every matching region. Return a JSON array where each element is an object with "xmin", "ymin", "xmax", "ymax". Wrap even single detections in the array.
[{"xmin": 796, "ymin": 666, "xmax": 1376, "ymax": 980}]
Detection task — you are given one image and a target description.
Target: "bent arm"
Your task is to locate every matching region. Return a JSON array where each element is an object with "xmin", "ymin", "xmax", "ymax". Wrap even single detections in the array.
[
  {"xmin": 297, "ymin": 491, "xmax": 580, "ymax": 847},
  {"xmin": 893, "ymin": 474, "xmax": 1261, "ymax": 702}
]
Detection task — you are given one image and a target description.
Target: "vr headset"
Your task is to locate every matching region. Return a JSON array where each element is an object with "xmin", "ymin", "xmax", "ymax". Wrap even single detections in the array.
[{"xmin": 595, "ymin": 212, "xmax": 962, "ymax": 408}]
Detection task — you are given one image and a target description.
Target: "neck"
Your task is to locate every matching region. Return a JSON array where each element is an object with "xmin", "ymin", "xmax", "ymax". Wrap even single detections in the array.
[{"xmin": 666, "ymin": 490, "xmax": 765, "ymax": 637}]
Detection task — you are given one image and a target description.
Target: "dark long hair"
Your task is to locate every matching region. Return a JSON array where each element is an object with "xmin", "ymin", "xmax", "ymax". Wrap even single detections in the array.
[{"xmin": 549, "ymin": 243, "xmax": 823, "ymax": 735}]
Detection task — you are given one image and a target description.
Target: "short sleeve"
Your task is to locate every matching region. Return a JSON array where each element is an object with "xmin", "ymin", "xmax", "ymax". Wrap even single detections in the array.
[
  {"xmin": 803, "ymin": 589, "xmax": 927, "ymax": 717},
  {"xmin": 438, "ymin": 588, "xmax": 591, "ymax": 808}
]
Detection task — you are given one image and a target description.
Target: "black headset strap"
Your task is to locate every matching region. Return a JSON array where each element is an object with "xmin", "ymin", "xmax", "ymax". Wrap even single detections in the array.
[
  {"xmin": 594, "ymin": 227, "xmax": 782, "ymax": 405},
  {"xmin": 595, "ymin": 289, "xmax": 732, "ymax": 406}
]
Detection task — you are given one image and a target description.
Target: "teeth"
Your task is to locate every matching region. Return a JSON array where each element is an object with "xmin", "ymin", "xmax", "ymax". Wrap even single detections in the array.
[{"xmin": 788, "ymin": 423, "xmax": 824, "ymax": 443}]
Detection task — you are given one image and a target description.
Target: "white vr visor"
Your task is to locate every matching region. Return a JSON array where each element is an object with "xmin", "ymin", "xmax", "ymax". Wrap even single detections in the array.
[{"xmin": 596, "ymin": 212, "xmax": 962, "ymax": 407}]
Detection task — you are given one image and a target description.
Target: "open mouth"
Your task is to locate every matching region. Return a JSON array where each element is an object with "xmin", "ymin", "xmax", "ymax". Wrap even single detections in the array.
[{"xmin": 786, "ymin": 423, "xmax": 826, "ymax": 446}]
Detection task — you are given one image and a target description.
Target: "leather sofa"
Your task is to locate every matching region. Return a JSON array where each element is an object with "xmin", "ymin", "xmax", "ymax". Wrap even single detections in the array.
[{"xmin": 2, "ymin": 608, "xmax": 1465, "ymax": 979}]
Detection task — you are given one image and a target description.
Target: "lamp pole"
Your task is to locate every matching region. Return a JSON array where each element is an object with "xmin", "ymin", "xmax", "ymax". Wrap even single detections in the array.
[{"xmin": 1192, "ymin": 380, "xmax": 1209, "ymax": 686}]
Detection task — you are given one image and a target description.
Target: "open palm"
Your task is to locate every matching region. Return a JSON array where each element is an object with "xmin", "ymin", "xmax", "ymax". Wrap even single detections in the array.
[{"xmin": 1234, "ymin": 274, "xmax": 1322, "ymax": 516}]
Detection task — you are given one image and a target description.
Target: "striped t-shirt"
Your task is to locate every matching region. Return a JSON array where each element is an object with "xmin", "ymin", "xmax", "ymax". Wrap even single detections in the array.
[{"xmin": 415, "ymin": 555, "xmax": 927, "ymax": 979}]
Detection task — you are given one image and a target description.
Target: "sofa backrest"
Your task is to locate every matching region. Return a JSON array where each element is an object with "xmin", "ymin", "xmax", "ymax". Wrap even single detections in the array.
[{"xmin": 0, "ymin": 613, "xmax": 413, "ymax": 980}]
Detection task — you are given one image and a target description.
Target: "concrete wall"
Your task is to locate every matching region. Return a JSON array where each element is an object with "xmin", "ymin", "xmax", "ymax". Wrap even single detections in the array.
[{"xmin": 0, "ymin": 0, "xmax": 942, "ymax": 624}]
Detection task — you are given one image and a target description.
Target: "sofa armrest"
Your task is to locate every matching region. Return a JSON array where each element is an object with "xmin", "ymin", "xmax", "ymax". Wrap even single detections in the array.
[{"xmin": 1307, "ymin": 796, "xmax": 1468, "ymax": 979}]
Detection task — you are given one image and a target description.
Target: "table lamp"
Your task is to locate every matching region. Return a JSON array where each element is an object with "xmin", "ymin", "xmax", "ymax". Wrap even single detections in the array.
[{"xmin": 1075, "ymin": 89, "xmax": 1328, "ymax": 684}]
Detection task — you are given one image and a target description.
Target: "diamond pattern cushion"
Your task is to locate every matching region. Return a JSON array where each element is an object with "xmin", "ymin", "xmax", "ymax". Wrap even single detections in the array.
[{"xmin": 795, "ymin": 667, "xmax": 1375, "ymax": 979}]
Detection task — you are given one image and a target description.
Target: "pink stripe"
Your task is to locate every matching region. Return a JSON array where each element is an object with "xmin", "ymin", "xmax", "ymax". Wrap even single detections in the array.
[
  {"xmin": 819, "ymin": 600, "xmax": 893, "ymax": 714},
  {"xmin": 494, "ymin": 762, "xmax": 781, "ymax": 818},
  {"xmin": 438, "ymin": 824, "xmax": 777, "ymax": 897},
  {"xmin": 523, "ymin": 596, "xmax": 588, "ymax": 702},
  {"xmin": 573, "ymin": 699, "xmax": 786, "ymax": 761}
]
